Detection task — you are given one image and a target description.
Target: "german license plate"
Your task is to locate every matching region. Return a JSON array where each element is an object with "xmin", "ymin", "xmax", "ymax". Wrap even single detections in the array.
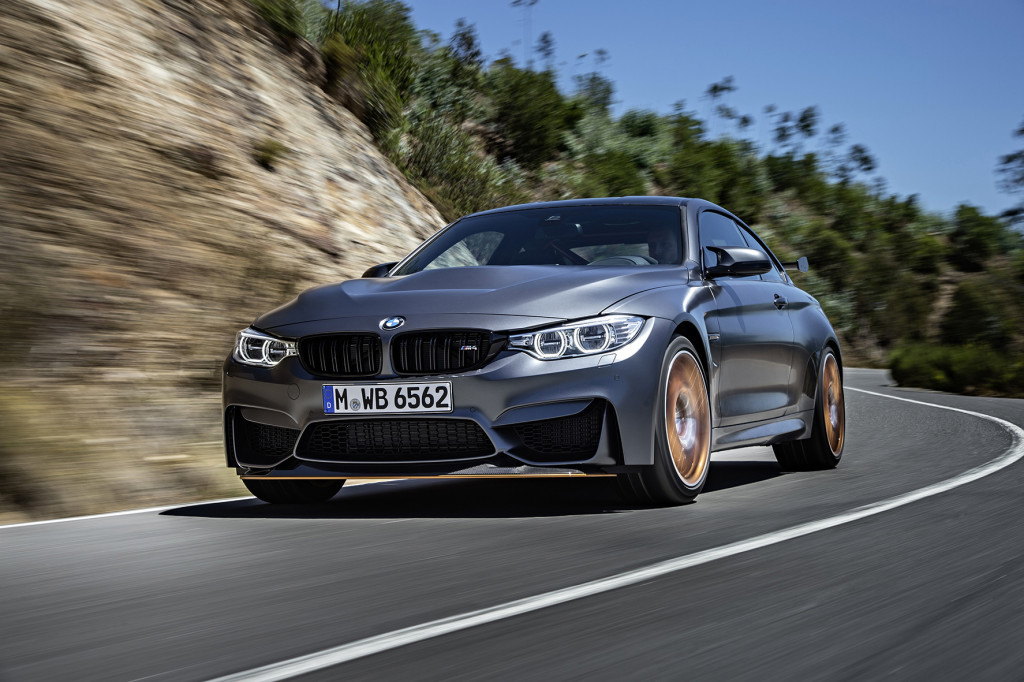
[{"xmin": 323, "ymin": 382, "xmax": 453, "ymax": 414}]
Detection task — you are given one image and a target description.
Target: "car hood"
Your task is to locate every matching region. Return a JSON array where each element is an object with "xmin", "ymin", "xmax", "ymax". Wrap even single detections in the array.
[{"xmin": 256, "ymin": 265, "xmax": 681, "ymax": 332}]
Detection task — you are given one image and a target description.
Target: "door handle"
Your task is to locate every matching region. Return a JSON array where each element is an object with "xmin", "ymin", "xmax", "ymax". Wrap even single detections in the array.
[{"xmin": 774, "ymin": 294, "xmax": 788, "ymax": 309}]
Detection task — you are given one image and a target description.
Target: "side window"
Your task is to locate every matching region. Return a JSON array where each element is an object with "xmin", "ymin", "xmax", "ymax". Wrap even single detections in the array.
[
  {"xmin": 738, "ymin": 225, "xmax": 788, "ymax": 283},
  {"xmin": 699, "ymin": 211, "xmax": 747, "ymax": 267},
  {"xmin": 699, "ymin": 212, "xmax": 757, "ymax": 278}
]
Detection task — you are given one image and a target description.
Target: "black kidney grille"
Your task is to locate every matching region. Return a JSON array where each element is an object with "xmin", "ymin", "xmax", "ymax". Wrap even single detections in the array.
[
  {"xmin": 298, "ymin": 419, "xmax": 494, "ymax": 462},
  {"xmin": 392, "ymin": 330, "xmax": 496, "ymax": 375},
  {"xmin": 510, "ymin": 401, "xmax": 604, "ymax": 462},
  {"xmin": 299, "ymin": 334, "xmax": 381, "ymax": 377},
  {"xmin": 232, "ymin": 411, "xmax": 300, "ymax": 466}
]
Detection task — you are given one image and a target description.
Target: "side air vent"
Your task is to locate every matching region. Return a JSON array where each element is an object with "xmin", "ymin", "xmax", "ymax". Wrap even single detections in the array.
[
  {"xmin": 507, "ymin": 401, "xmax": 605, "ymax": 463},
  {"xmin": 231, "ymin": 410, "xmax": 300, "ymax": 467}
]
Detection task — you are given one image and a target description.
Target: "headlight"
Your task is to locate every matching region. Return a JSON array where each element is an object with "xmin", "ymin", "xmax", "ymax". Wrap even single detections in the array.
[
  {"xmin": 508, "ymin": 316, "xmax": 645, "ymax": 360},
  {"xmin": 233, "ymin": 328, "xmax": 297, "ymax": 367}
]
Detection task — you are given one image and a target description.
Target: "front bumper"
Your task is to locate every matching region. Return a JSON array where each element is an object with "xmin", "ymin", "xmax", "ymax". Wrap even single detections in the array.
[{"xmin": 222, "ymin": 317, "xmax": 673, "ymax": 477}]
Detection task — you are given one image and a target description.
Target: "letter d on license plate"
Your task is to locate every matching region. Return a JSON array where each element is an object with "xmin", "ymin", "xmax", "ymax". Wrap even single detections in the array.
[{"xmin": 323, "ymin": 382, "xmax": 453, "ymax": 414}]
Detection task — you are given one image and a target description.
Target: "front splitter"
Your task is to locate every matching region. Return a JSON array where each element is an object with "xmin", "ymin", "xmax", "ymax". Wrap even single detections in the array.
[{"xmin": 239, "ymin": 462, "xmax": 614, "ymax": 479}]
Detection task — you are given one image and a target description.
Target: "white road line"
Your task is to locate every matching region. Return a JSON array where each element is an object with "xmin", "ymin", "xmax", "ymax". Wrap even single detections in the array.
[
  {"xmin": 0, "ymin": 480, "xmax": 394, "ymax": 530},
  {"xmin": 206, "ymin": 387, "xmax": 1024, "ymax": 682},
  {"xmin": 0, "ymin": 497, "xmax": 253, "ymax": 530}
]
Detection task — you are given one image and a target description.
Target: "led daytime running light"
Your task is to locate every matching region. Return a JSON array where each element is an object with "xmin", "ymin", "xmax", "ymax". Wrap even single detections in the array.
[
  {"xmin": 233, "ymin": 328, "xmax": 297, "ymax": 367},
  {"xmin": 509, "ymin": 315, "xmax": 645, "ymax": 360}
]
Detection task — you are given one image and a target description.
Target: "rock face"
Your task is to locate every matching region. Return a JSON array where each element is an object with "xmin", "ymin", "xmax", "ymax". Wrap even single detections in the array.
[{"xmin": 0, "ymin": 0, "xmax": 444, "ymax": 519}]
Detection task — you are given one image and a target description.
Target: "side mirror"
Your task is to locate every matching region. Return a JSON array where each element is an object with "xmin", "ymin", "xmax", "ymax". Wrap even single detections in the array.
[
  {"xmin": 781, "ymin": 256, "xmax": 809, "ymax": 272},
  {"xmin": 705, "ymin": 246, "xmax": 772, "ymax": 278},
  {"xmin": 361, "ymin": 262, "xmax": 397, "ymax": 278}
]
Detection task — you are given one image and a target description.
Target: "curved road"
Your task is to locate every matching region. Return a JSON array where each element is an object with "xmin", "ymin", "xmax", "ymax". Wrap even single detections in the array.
[{"xmin": 2, "ymin": 369, "xmax": 1023, "ymax": 681}]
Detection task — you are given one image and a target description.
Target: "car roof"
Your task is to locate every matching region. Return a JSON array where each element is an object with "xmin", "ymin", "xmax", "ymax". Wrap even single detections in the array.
[{"xmin": 465, "ymin": 196, "xmax": 692, "ymax": 218}]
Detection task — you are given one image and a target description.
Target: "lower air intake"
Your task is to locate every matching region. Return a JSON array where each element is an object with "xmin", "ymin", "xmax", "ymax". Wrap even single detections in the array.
[
  {"xmin": 509, "ymin": 401, "xmax": 605, "ymax": 463},
  {"xmin": 298, "ymin": 419, "xmax": 494, "ymax": 463},
  {"xmin": 231, "ymin": 411, "xmax": 300, "ymax": 466}
]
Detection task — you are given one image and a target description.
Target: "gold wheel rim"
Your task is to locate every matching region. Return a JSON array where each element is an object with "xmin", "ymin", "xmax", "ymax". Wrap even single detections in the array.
[
  {"xmin": 664, "ymin": 350, "xmax": 711, "ymax": 487},
  {"xmin": 822, "ymin": 353, "xmax": 845, "ymax": 455}
]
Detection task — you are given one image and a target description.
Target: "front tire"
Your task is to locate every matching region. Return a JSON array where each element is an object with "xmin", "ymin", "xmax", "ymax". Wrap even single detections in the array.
[
  {"xmin": 773, "ymin": 348, "xmax": 844, "ymax": 471},
  {"xmin": 242, "ymin": 478, "xmax": 345, "ymax": 504},
  {"xmin": 619, "ymin": 337, "xmax": 712, "ymax": 505}
]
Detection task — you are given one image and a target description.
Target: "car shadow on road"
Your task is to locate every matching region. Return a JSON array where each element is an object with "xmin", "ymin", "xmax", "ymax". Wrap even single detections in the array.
[
  {"xmin": 161, "ymin": 461, "xmax": 783, "ymax": 520},
  {"xmin": 703, "ymin": 460, "xmax": 784, "ymax": 494}
]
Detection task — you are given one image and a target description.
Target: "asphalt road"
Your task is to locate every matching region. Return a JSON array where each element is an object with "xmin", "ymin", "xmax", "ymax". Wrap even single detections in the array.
[{"xmin": 2, "ymin": 368, "xmax": 1023, "ymax": 681}]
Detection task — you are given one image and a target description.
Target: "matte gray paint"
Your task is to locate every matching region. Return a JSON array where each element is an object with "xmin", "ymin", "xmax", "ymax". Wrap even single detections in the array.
[
  {"xmin": 223, "ymin": 197, "xmax": 841, "ymax": 476},
  {"xmin": 255, "ymin": 266, "xmax": 683, "ymax": 331}
]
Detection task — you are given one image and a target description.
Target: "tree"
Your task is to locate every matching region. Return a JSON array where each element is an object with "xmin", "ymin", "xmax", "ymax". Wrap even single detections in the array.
[
  {"xmin": 484, "ymin": 58, "xmax": 567, "ymax": 168},
  {"xmin": 795, "ymin": 106, "xmax": 819, "ymax": 144},
  {"xmin": 715, "ymin": 104, "xmax": 737, "ymax": 125},
  {"xmin": 704, "ymin": 76, "xmax": 735, "ymax": 135},
  {"xmin": 835, "ymin": 143, "xmax": 876, "ymax": 183},
  {"xmin": 824, "ymin": 123, "xmax": 847, "ymax": 177},
  {"xmin": 949, "ymin": 203, "xmax": 1008, "ymax": 271},
  {"xmin": 536, "ymin": 31, "xmax": 555, "ymax": 71},
  {"xmin": 620, "ymin": 110, "xmax": 659, "ymax": 138},
  {"xmin": 848, "ymin": 144, "xmax": 875, "ymax": 174},
  {"xmin": 773, "ymin": 111, "xmax": 793, "ymax": 149},
  {"xmin": 511, "ymin": 0, "xmax": 538, "ymax": 68},
  {"xmin": 449, "ymin": 18, "xmax": 482, "ymax": 70},
  {"xmin": 410, "ymin": 27, "xmax": 479, "ymax": 122},
  {"xmin": 705, "ymin": 76, "xmax": 736, "ymax": 102},
  {"xmin": 997, "ymin": 116, "xmax": 1024, "ymax": 223},
  {"xmin": 940, "ymin": 280, "xmax": 1013, "ymax": 349},
  {"xmin": 580, "ymin": 149, "xmax": 646, "ymax": 197},
  {"xmin": 574, "ymin": 71, "xmax": 614, "ymax": 113},
  {"xmin": 329, "ymin": 0, "xmax": 419, "ymax": 143}
]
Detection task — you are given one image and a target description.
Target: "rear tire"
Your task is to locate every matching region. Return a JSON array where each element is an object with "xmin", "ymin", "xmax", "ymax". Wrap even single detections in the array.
[
  {"xmin": 619, "ymin": 337, "xmax": 711, "ymax": 505},
  {"xmin": 242, "ymin": 478, "xmax": 345, "ymax": 504},
  {"xmin": 773, "ymin": 348, "xmax": 844, "ymax": 471}
]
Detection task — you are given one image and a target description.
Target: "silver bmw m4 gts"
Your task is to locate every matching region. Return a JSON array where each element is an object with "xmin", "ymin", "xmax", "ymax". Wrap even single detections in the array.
[{"xmin": 223, "ymin": 196, "xmax": 845, "ymax": 505}]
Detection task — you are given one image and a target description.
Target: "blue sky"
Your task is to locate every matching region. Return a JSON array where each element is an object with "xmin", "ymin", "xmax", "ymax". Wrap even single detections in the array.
[{"xmin": 401, "ymin": 0, "xmax": 1024, "ymax": 218}]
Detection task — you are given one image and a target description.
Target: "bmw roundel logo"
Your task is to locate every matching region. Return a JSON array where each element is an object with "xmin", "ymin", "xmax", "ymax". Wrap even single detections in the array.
[{"xmin": 380, "ymin": 316, "xmax": 405, "ymax": 330}]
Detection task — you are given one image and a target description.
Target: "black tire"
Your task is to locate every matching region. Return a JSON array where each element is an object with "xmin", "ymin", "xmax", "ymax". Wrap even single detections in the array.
[
  {"xmin": 242, "ymin": 478, "xmax": 345, "ymax": 504},
  {"xmin": 618, "ymin": 337, "xmax": 712, "ymax": 505},
  {"xmin": 773, "ymin": 348, "xmax": 845, "ymax": 471}
]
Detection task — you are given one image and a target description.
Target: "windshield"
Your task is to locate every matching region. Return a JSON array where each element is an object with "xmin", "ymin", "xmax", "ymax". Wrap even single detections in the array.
[{"xmin": 392, "ymin": 205, "xmax": 683, "ymax": 275}]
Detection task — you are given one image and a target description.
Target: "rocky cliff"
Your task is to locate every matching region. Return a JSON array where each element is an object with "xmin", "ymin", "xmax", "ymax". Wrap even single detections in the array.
[{"xmin": 0, "ymin": 0, "xmax": 444, "ymax": 520}]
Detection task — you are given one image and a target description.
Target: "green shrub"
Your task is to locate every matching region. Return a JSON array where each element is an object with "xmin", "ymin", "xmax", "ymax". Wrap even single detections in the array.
[
  {"xmin": 948, "ymin": 204, "xmax": 1008, "ymax": 271},
  {"xmin": 1012, "ymin": 249, "xmax": 1024, "ymax": 283},
  {"xmin": 328, "ymin": 0, "xmax": 418, "ymax": 143},
  {"xmin": 252, "ymin": 0, "xmax": 304, "ymax": 45},
  {"xmin": 798, "ymin": 220, "xmax": 852, "ymax": 288},
  {"xmin": 252, "ymin": 138, "xmax": 289, "ymax": 171},
  {"xmin": 484, "ymin": 58, "xmax": 568, "ymax": 169},
  {"xmin": 890, "ymin": 343, "xmax": 1024, "ymax": 396},
  {"xmin": 400, "ymin": 111, "xmax": 528, "ymax": 219},
  {"xmin": 576, "ymin": 149, "xmax": 646, "ymax": 197},
  {"xmin": 620, "ymin": 109, "xmax": 660, "ymax": 138},
  {"xmin": 408, "ymin": 44, "xmax": 481, "ymax": 124},
  {"xmin": 940, "ymin": 279, "xmax": 1014, "ymax": 350},
  {"xmin": 908, "ymin": 232, "xmax": 947, "ymax": 275},
  {"xmin": 321, "ymin": 34, "xmax": 361, "ymax": 100}
]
